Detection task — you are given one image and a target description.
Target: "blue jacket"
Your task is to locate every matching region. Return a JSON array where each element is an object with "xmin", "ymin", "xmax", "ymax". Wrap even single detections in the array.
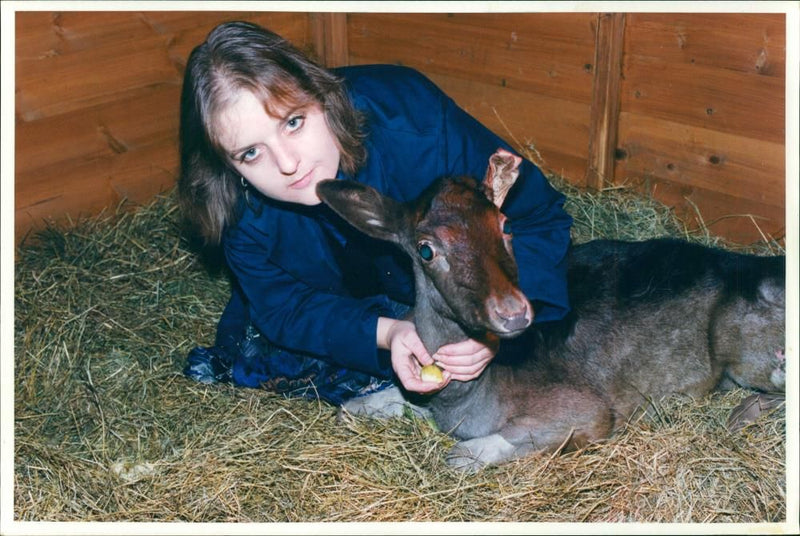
[{"xmin": 217, "ymin": 65, "xmax": 573, "ymax": 379}]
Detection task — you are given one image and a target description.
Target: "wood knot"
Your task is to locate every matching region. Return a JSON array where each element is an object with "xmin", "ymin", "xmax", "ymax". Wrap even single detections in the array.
[
  {"xmin": 755, "ymin": 48, "xmax": 769, "ymax": 73},
  {"xmin": 98, "ymin": 125, "xmax": 128, "ymax": 154}
]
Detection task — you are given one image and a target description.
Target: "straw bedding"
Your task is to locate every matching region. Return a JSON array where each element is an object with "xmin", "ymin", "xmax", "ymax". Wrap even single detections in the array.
[{"xmin": 13, "ymin": 174, "xmax": 787, "ymax": 524}]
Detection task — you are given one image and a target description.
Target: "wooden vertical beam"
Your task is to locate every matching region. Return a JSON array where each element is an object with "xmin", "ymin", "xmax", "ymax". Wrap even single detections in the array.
[
  {"xmin": 584, "ymin": 13, "xmax": 626, "ymax": 190},
  {"xmin": 310, "ymin": 13, "xmax": 349, "ymax": 67}
]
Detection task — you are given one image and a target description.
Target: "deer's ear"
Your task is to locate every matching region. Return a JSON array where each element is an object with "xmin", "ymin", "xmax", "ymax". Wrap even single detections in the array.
[
  {"xmin": 484, "ymin": 148, "xmax": 522, "ymax": 208},
  {"xmin": 316, "ymin": 179, "xmax": 406, "ymax": 244}
]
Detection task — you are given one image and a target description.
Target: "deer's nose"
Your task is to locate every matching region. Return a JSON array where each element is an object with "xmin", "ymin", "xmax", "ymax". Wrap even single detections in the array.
[{"xmin": 492, "ymin": 296, "xmax": 532, "ymax": 332}]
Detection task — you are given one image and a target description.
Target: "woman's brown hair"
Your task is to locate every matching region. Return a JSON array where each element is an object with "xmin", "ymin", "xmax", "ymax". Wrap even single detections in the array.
[{"xmin": 178, "ymin": 21, "xmax": 366, "ymax": 245}]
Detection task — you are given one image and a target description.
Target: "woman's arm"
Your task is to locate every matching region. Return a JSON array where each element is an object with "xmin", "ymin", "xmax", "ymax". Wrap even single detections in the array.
[{"xmin": 225, "ymin": 234, "xmax": 398, "ymax": 379}]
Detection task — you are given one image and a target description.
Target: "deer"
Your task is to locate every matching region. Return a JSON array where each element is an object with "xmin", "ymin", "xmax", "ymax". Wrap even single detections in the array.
[{"xmin": 315, "ymin": 150, "xmax": 786, "ymax": 472}]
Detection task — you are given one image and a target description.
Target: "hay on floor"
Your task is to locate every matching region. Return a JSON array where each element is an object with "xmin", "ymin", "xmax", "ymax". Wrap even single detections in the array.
[{"xmin": 13, "ymin": 175, "xmax": 786, "ymax": 524}]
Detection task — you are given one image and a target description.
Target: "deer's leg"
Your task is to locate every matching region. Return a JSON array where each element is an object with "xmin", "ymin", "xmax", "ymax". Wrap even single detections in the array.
[
  {"xmin": 726, "ymin": 392, "xmax": 785, "ymax": 433},
  {"xmin": 337, "ymin": 384, "xmax": 432, "ymax": 421},
  {"xmin": 446, "ymin": 386, "xmax": 613, "ymax": 472},
  {"xmin": 446, "ymin": 434, "xmax": 528, "ymax": 472}
]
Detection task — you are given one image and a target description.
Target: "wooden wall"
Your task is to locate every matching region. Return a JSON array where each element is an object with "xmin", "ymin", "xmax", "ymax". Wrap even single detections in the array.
[
  {"xmin": 343, "ymin": 12, "xmax": 786, "ymax": 244},
  {"xmin": 14, "ymin": 11, "xmax": 786, "ymax": 245},
  {"xmin": 616, "ymin": 13, "xmax": 786, "ymax": 243},
  {"xmin": 347, "ymin": 13, "xmax": 598, "ymax": 187}
]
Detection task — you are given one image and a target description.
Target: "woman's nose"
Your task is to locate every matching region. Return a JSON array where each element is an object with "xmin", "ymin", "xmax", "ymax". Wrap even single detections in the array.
[{"xmin": 272, "ymin": 141, "xmax": 299, "ymax": 175}]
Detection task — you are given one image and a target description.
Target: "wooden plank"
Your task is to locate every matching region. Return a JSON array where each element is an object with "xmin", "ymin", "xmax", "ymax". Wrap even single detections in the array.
[
  {"xmin": 15, "ymin": 11, "xmax": 155, "ymax": 61},
  {"xmin": 16, "ymin": 139, "xmax": 178, "ymax": 212},
  {"xmin": 428, "ymin": 72, "xmax": 591, "ymax": 182},
  {"xmin": 348, "ymin": 13, "xmax": 597, "ymax": 105},
  {"xmin": 620, "ymin": 57, "xmax": 784, "ymax": 145},
  {"xmin": 14, "ymin": 12, "xmax": 62, "ymax": 60},
  {"xmin": 614, "ymin": 111, "xmax": 784, "ymax": 243},
  {"xmin": 584, "ymin": 13, "xmax": 625, "ymax": 190},
  {"xmin": 417, "ymin": 12, "xmax": 599, "ymax": 43},
  {"xmin": 107, "ymin": 142, "xmax": 179, "ymax": 203},
  {"xmin": 16, "ymin": 141, "xmax": 178, "ymax": 239},
  {"xmin": 148, "ymin": 11, "xmax": 314, "ymax": 69},
  {"xmin": 141, "ymin": 10, "xmax": 310, "ymax": 42},
  {"xmin": 15, "ymin": 11, "xmax": 311, "ymax": 60},
  {"xmin": 621, "ymin": 12, "xmax": 785, "ymax": 146},
  {"xmin": 16, "ymin": 84, "xmax": 180, "ymax": 177},
  {"xmin": 616, "ymin": 112, "xmax": 784, "ymax": 205},
  {"xmin": 16, "ymin": 33, "xmax": 181, "ymax": 121},
  {"xmin": 625, "ymin": 13, "xmax": 786, "ymax": 78},
  {"xmin": 310, "ymin": 13, "xmax": 349, "ymax": 67}
]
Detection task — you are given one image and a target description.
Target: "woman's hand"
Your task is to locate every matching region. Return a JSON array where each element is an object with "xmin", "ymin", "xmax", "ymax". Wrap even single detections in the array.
[
  {"xmin": 433, "ymin": 334, "xmax": 499, "ymax": 382},
  {"xmin": 378, "ymin": 318, "xmax": 450, "ymax": 394}
]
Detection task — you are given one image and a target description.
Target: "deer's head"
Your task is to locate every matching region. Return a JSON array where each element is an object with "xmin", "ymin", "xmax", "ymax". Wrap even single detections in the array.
[{"xmin": 317, "ymin": 150, "xmax": 532, "ymax": 342}]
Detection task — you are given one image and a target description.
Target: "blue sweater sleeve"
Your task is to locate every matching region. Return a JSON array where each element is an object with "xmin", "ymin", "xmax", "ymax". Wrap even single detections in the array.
[{"xmin": 223, "ymin": 221, "xmax": 397, "ymax": 378}]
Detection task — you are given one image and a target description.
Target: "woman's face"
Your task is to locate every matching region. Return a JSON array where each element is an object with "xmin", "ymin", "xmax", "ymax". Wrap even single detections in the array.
[{"xmin": 216, "ymin": 89, "xmax": 341, "ymax": 205}]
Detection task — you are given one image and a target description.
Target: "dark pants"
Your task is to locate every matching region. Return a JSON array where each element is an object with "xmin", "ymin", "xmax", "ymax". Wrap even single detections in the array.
[{"xmin": 184, "ymin": 301, "xmax": 411, "ymax": 405}]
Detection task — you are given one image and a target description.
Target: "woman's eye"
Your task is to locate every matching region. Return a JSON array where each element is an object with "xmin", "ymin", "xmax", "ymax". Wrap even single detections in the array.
[
  {"xmin": 502, "ymin": 219, "xmax": 512, "ymax": 235},
  {"xmin": 241, "ymin": 147, "xmax": 259, "ymax": 163},
  {"xmin": 286, "ymin": 115, "xmax": 305, "ymax": 131},
  {"xmin": 417, "ymin": 243, "xmax": 435, "ymax": 262}
]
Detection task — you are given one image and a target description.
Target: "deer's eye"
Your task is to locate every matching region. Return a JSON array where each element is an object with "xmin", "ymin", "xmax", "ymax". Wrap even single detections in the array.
[
  {"xmin": 417, "ymin": 242, "xmax": 435, "ymax": 262},
  {"xmin": 502, "ymin": 219, "xmax": 512, "ymax": 235}
]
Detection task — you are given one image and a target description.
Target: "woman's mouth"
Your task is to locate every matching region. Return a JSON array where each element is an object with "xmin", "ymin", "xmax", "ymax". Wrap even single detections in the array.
[{"xmin": 289, "ymin": 171, "xmax": 313, "ymax": 190}]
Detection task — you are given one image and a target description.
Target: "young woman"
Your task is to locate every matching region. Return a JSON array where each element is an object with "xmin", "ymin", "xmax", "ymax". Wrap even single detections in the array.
[{"xmin": 179, "ymin": 21, "xmax": 573, "ymax": 406}]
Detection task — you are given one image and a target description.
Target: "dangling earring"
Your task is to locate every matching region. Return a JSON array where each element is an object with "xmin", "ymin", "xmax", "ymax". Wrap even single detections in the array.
[{"xmin": 240, "ymin": 175, "xmax": 253, "ymax": 208}]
